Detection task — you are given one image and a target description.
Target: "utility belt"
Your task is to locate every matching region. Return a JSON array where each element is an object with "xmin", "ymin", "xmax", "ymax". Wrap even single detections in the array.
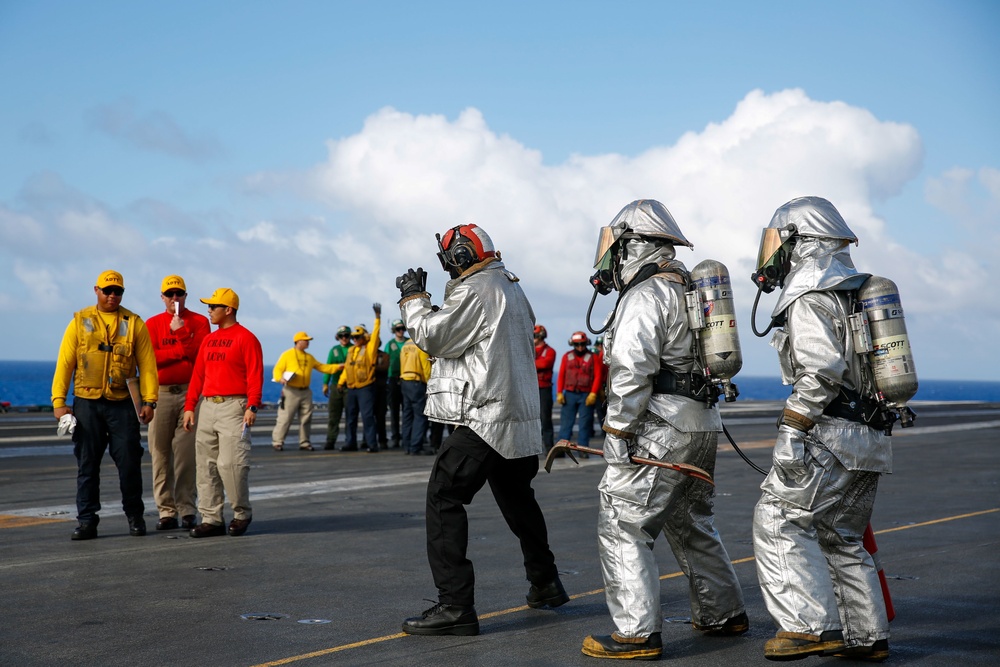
[
  {"xmin": 651, "ymin": 367, "xmax": 719, "ymax": 405},
  {"xmin": 822, "ymin": 387, "xmax": 895, "ymax": 433}
]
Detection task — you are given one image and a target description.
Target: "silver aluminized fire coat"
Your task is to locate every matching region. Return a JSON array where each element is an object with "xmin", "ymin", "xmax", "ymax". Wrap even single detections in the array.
[
  {"xmin": 400, "ymin": 259, "xmax": 544, "ymax": 459},
  {"xmin": 753, "ymin": 201, "xmax": 891, "ymax": 649},
  {"xmin": 597, "ymin": 242, "xmax": 745, "ymax": 638}
]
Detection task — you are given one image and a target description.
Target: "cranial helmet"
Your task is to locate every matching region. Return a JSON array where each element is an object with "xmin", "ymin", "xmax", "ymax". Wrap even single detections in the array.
[
  {"xmin": 534, "ymin": 324, "xmax": 547, "ymax": 339},
  {"xmin": 336, "ymin": 325, "xmax": 351, "ymax": 338},
  {"xmin": 437, "ymin": 224, "xmax": 497, "ymax": 278},
  {"xmin": 753, "ymin": 196, "xmax": 858, "ymax": 293},
  {"xmin": 569, "ymin": 331, "xmax": 591, "ymax": 346}
]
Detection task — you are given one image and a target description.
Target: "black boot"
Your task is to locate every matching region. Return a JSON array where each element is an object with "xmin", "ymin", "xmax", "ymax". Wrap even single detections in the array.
[
  {"xmin": 71, "ymin": 521, "xmax": 98, "ymax": 541},
  {"xmin": 127, "ymin": 515, "xmax": 147, "ymax": 537},
  {"xmin": 402, "ymin": 602, "xmax": 479, "ymax": 636},
  {"xmin": 693, "ymin": 611, "xmax": 750, "ymax": 636},
  {"xmin": 582, "ymin": 632, "xmax": 662, "ymax": 660},
  {"xmin": 526, "ymin": 576, "xmax": 570, "ymax": 609}
]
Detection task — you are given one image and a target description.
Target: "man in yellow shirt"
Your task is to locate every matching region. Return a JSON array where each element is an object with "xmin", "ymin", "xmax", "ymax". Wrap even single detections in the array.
[
  {"xmin": 399, "ymin": 338, "xmax": 433, "ymax": 455},
  {"xmin": 51, "ymin": 270, "xmax": 159, "ymax": 541},
  {"xmin": 338, "ymin": 303, "xmax": 381, "ymax": 452},
  {"xmin": 271, "ymin": 332, "xmax": 343, "ymax": 451}
]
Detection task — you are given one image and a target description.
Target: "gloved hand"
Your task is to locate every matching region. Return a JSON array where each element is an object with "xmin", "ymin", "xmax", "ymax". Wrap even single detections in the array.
[
  {"xmin": 396, "ymin": 267, "xmax": 428, "ymax": 300},
  {"xmin": 772, "ymin": 424, "xmax": 809, "ymax": 477},
  {"xmin": 373, "ymin": 302, "xmax": 381, "ymax": 317},
  {"xmin": 556, "ymin": 392, "xmax": 565, "ymax": 405},
  {"xmin": 603, "ymin": 433, "xmax": 633, "ymax": 466},
  {"xmin": 337, "ymin": 384, "xmax": 347, "ymax": 395},
  {"xmin": 322, "ymin": 383, "xmax": 329, "ymax": 397},
  {"xmin": 585, "ymin": 392, "xmax": 597, "ymax": 407}
]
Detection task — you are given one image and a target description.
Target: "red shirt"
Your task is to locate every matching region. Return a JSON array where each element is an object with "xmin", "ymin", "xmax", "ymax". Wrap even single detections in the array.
[
  {"xmin": 535, "ymin": 343, "xmax": 556, "ymax": 388},
  {"xmin": 557, "ymin": 350, "xmax": 601, "ymax": 394},
  {"xmin": 184, "ymin": 323, "xmax": 264, "ymax": 411},
  {"xmin": 146, "ymin": 308, "xmax": 211, "ymax": 386}
]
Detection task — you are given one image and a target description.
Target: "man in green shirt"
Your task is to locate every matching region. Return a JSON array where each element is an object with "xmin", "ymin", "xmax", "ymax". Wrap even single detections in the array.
[
  {"xmin": 383, "ymin": 319, "xmax": 408, "ymax": 449},
  {"xmin": 322, "ymin": 326, "xmax": 352, "ymax": 450}
]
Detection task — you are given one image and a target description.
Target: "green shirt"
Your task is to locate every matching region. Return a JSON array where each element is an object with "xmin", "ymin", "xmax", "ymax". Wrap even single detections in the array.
[
  {"xmin": 323, "ymin": 344, "xmax": 350, "ymax": 384},
  {"xmin": 383, "ymin": 337, "xmax": 408, "ymax": 378}
]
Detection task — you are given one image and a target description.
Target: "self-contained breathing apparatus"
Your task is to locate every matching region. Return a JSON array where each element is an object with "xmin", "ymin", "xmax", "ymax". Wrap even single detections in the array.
[
  {"xmin": 749, "ymin": 226, "xmax": 918, "ymax": 435},
  {"xmin": 585, "ymin": 200, "xmax": 743, "ymax": 408}
]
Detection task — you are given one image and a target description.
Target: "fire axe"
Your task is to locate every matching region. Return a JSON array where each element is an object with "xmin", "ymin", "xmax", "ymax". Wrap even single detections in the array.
[{"xmin": 543, "ymin": 439, "xmax": 714, "ymax": 486}]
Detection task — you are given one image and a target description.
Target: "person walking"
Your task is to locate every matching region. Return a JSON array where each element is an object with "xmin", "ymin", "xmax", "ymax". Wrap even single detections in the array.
[
  {"xmin": 395, "ymin": 223, "xmax": 568, "ymax": 637},
  {"xmin": 182, "ymin": 288, "xmax": 264, "ymax": 538}
]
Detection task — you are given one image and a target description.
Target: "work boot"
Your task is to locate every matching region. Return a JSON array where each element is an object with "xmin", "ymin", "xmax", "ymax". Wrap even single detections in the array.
[
  {"xmin": 402, "ymin": 602, "xmax": 479, "ymax": 636},
  {"xmin": 526, "ymin": 576, "xmax": 570, "ymax": 609},
  {"xmin": 693, "ymin": 611, "xmax": 750, "ymax": 636},
  {"xmin": 71, "ymin": 521, "xmax": 98, "ymax": 541},
  {"xmin": 582, "ymin": 632, "xmax": 662, "ymax": 660},
  {"xmin": 764, "ymin": 630, "xmax": 845, "ymax": 661},
  {"xmin": 832, "ymin": 639, "xmax": 889, "ymax": 662},
  {"xmin": 127, "ymin": 515, "xmax": 147, "ymax": 537}
]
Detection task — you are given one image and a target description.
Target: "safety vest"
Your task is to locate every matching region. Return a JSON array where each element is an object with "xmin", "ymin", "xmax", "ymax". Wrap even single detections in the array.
[
  {"xmin": 563, "ymin": 352, "xmax": 595, "ymax": 393},
  {"xmin": 73, "ymin": 305, "xmax": 139, "ymax": 401}
]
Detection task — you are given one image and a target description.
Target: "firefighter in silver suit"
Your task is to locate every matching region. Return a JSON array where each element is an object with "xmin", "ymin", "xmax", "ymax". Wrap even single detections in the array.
[
  {"xmin": 582, "ymin": 200, "xmax": 748, "ymax": 661},
  {"xmin": 395, "ymin": 224, "xmax": 568, "ymax": 638},
  {"xmin": 751, "ymin": 196, "xmax": 890, "ymax": 661}
]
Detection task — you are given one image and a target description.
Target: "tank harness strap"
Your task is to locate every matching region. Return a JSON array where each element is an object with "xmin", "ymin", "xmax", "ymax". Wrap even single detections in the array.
[{"xmin": 651, "ymin": 366, "xmax": 720, "ymax": 405}]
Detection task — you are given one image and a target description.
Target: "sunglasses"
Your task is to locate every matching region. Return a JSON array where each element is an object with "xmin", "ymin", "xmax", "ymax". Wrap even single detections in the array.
[
  {"xmin": 207, "ymin": 304, "xmax": 226, "ymax": 310},
  {"xmin": 163, "ymin": 290, "xmax": 186, "ymax": 298},
  {"xmin": 101, "ymin": 286, "xmax": 124, "ymax": 296}
]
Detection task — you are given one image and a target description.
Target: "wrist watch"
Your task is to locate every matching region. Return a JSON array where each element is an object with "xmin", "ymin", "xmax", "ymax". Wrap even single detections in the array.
[
  {"xmin": 142, "ymin": 401, "xmax": 157, "ymax": 409},
  {"xmin": 248, "ymin": 405, "xmax": 258, "ymax": 413}
]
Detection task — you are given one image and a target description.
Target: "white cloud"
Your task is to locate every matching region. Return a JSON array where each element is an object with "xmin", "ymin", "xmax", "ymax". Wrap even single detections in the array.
[{"xmin": 2, "ymin": 88, "xmax": 997, "ymax": 379}]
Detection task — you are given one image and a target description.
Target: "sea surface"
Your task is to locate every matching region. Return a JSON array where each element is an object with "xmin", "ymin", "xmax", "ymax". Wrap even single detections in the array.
[{"xmin": 3, "ymin": 359, "xmax": 999, "ymax": 409}]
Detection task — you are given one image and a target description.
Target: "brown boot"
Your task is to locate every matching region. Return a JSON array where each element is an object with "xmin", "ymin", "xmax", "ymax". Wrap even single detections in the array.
[
  {"xmin": 764, "ymin": 630, "xmax": 844, "ymax": 661},
  {"xmin": 582, "ymin": 632, "xmax": 662, "ymax": 660}
]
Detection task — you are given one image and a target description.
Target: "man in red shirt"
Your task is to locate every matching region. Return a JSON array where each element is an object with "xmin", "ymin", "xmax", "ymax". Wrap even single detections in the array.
[
  {"xmin": 146, "ymin": 275, "xmax": 210, "ymax": 531},
  {"xmin": 534, "ymin": 325, "xmax": 556, "ymax": 451},
  {"xmin": 556, "ymin": 331, "xmax": 601, "ymax": 451},
  {"xmin": 182, "ymin": 288, "xmax": 264, "ymax": 538}
]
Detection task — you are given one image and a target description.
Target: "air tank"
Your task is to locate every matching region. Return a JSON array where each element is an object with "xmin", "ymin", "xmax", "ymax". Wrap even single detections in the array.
[
  {"xmin": 857, "ymin": 276, "xmax": 918, "ymax": 413},
  {"xmin": 689, "ymin": 259, "xmax": 743, "ymax": 382}
]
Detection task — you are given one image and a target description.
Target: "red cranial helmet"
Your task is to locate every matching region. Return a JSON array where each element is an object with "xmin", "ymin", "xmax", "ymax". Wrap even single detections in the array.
[{"xmin": 436, "ymin": 224, "xmax": 497, "ymax": 277}]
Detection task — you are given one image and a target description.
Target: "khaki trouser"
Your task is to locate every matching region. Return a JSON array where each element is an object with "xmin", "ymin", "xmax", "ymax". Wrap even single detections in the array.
[
  {"xmin": 195, "ymin": 396, "xmax": 252, "ymax": 525},
  {"xmin": 272, "ymin": 385, "xmax": 313, "ymax": 448},
  {"xmin": 147, "ymin": 384, "xmax": 197, "ymax": 518}
]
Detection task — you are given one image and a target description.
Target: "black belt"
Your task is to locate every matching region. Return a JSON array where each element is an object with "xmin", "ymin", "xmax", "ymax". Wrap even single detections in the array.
[
  {"xmin": 651, "ymin": 367, "xmax": 719, "ymax": 405},
  {"xmin": 823, "ymin": 387, "xmax": 895, "ymax": 434}
]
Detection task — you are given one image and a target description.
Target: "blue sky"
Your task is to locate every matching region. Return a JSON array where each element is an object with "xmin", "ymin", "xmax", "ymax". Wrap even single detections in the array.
[{"xmin": 1, "ymin": 1, "xmax": 998, "ymax": 381}]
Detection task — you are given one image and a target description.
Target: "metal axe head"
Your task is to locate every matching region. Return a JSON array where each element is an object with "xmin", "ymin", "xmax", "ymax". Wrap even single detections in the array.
[{"xmin": 544, "ymin": 440, "xmax": 579, "ymax": 473}]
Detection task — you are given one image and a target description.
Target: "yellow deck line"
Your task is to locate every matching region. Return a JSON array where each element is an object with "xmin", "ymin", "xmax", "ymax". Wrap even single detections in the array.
[
  {"xmin": 249, "ymin": 506, "xmax": 1000, "ymax": 667},
  {"xmin": 0, "ymin": 514, "xmax": 67, "ymax": 528}
]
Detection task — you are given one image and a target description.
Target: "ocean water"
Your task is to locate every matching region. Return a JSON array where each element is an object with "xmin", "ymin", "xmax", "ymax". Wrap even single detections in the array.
[{"xmin": 2, "ymin": 359, "xmax": 998, "ymax": 408}]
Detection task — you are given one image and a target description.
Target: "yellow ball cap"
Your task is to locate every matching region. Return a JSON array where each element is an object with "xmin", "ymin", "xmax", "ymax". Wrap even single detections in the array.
[
  {"xmin": 200, "ymin": 287, "xmax": 240, "ymax": 310},
  {"xmin": 96, "ymin": 270, "xmax": 124, "ymax": 289},
  {"xmin": 161, "ymin": 275, "xmax": 187, "ymax": 293},
  {"xmin": 293, "ymin": 331, "xmax": 313, "ymax": 342}
]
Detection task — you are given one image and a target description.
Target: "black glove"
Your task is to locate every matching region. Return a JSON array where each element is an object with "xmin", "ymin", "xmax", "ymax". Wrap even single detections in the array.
[{"xmin": 396, "ymin": 267, "xmax": 428, "ymax": 300}]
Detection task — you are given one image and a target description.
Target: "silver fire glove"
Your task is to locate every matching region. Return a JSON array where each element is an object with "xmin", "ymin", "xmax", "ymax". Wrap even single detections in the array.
[
  {"xmin": 772, "ymin": 424, "xmax": 808, "ymax": 476},
  {"xmin": 603, "ymin": 432, "xmax": 634, "ymax": 466}
]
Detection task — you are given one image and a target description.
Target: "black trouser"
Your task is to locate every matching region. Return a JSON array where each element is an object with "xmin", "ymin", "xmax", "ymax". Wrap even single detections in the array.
[
  {"xmin": 388, "ymin": 376, "xmax": 403, "ymax": 444},
  {"xmin": 374, "ymin": 377, "xmax": 388, "ymax": 446},
  {"xmin": 425, "ymin": 426, "xmax": 559, "ymax": 606},
  {"xmin": 538, "ymin": 386, "xmax": 554, "ymax": 449},
  {"xmin": 72, "ymin": 397, "xmax": 145, "ymax": 523}
]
